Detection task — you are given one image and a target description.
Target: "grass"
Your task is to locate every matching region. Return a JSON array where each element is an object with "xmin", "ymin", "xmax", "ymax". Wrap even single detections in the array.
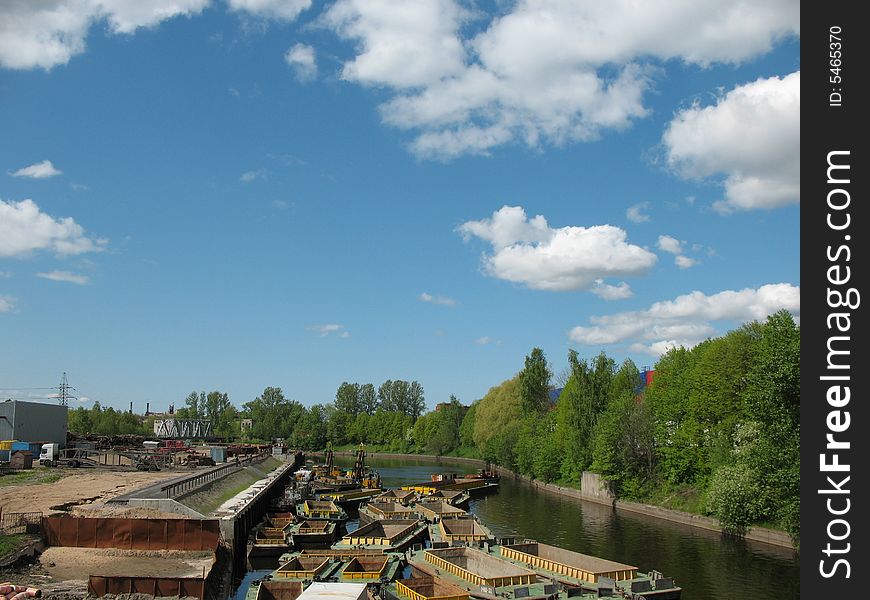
[
  {"xmin": 181, "ymin": 468, "xmax": 263, "ymax": 516},
  {"xmin": 0, "ymin": 534, "xmax": 24, "ymax": 558},
  {"xmin": 644, "ymin": 483, "xmax": 705, "ymax": 514},
  {"xmin": 0, "ymin": 469, "xmax": 66, "ymax": 488}
]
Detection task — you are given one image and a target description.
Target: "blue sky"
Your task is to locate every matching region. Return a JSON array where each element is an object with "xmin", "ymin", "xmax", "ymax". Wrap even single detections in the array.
[{"xmin": 0, "ymin": 1, "xmax": 800, "ymax": 412}]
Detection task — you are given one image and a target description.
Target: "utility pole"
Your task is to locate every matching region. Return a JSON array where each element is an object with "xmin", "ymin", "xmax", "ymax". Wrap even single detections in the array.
[{"xmin": 58, "ymin": 372, "xmax": 77, "ymax": 407}]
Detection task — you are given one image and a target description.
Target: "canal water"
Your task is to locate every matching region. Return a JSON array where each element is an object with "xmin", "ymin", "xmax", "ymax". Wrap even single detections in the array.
[{"xmin": 234, "ymin": 455, "xmax": 799, "ymax": 600}]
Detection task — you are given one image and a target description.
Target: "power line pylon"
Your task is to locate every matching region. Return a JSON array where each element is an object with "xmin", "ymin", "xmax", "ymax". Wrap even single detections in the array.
[{"xmin": 58, "ymin": 372, "xmax": 77, "ymax": 407}]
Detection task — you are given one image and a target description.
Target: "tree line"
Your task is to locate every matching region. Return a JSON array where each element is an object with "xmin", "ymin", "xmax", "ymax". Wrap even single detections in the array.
[
  {"xmin": 65, "ymin": 312, "xmax": 799, "ymax": 543},
  {"xmin": 458, "ymin": 310, "xmax": 800, "ymax": 543}
]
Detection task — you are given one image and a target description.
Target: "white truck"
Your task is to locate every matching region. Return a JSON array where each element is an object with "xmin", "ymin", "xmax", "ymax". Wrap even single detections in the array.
[{"xmin": 39, "ymin": 443, "xmax": 61, "ymax": 467}]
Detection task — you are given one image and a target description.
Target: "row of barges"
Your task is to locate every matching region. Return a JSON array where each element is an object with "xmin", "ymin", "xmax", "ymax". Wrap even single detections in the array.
[{"xmin": 246, "ymin": 448, "xmax": 680, "ymax": 600}]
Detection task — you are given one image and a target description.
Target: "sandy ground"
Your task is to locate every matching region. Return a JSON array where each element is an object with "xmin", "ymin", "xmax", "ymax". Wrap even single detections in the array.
[
  {"xmin": 38, "ymin": 547, "xmax": 215, "ymax": 579},
  {"xmin": 0, "ymin": 468, "xmax": 182, "ymax": 516}
]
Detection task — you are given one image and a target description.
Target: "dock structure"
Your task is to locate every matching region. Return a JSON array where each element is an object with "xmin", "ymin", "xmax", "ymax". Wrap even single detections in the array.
[
  {"xmin": 422, "ymin": 547, "xmax": 536, "ymax": 588},
  {"xmin": 500, "ymin": 541, "xmax": 637, "ymax": 583}
]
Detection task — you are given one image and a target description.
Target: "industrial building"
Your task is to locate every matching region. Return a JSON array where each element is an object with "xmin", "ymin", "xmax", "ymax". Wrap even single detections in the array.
[{"xmin": 0, "ymin": 399, "xmax": 68, "ymax": 446}]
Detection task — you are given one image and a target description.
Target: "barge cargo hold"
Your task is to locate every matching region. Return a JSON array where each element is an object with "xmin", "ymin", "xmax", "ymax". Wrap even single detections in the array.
[
  {"xmin": 287, "ymin": 520, "xmax": 337, "ymax": 549},
  {"xmin": 419, "ymin": 547, "xmax": 536, "ymax": 587},
  {"xmin": 375, "ymin": 489, "xmax": 419, "ymax": 505},
  {"xmin": 429, "ymin": 517, "xmax": 493, "ymax": 547},
  {"xmin": 359, "ymin": 501, "xmax": 418, "ymax": 526},
  {"xmin": 419, "ymin": 489, "xmax": 470, "ymax": 507},
  {"xmin": 389, "ymin": 576, "xmax": 469, "ymax": 600},
  {"xmin": 499, "ymin": 541, "xmax": 681, "ymax": 599},
  {"xmin": 296, "ymin": 500, "xmax": 349, "ymax": 523},
  {"xmin": 332, "ymin": 519, "xmax": 428, "ymax": 553},
  {"xmin": 413, "ymin": 501, "xmax": 469, "ymax": 521}
]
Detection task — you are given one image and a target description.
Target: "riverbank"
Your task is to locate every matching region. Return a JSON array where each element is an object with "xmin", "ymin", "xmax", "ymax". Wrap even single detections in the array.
[{"xmin": 326, "ymin": 450, "xmax": 794, "ymax": 550}]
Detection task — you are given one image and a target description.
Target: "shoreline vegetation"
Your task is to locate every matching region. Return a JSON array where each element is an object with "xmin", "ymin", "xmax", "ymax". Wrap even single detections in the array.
[
  {"xmin": 324, "ymin": 450, "xmax": 795, "ymax": 550},
  {"xmin": 65, "ymin": 311, "xmax": 799, "ymax": 551}
]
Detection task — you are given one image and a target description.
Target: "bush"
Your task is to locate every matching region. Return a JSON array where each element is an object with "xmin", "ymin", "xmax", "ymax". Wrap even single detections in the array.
[{"xmin": 705, "ymin": 464, "xmax": 763, "ymax": 536}]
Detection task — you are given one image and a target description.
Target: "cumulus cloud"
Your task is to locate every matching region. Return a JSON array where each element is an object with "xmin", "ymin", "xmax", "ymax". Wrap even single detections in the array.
[
  {"xmin": 0, "ymin": 295, "xmax": 15, "ymax": 313},
  {"xmin": 591, "ymin": 280, "xmax": 632, "ymax": 300},
  {"xmin": 656, "ymin": 235, "xmax": 683, "ymax": 255},
  {"xmin": 663, "ymin": 71, "xmax": 800, "ymax": 212},
  {"xmin": 240, "ymin": 169, "xmax": 266, "ymax": 182},
  {"xmin": 626, "ymin": 202, "xmax": 651, "ymax": 223},
  {"xmin": 0, "ymin": 199, "xmax": 107, "ymax": 257},
  {"xmin": 306, "ymin": 323, "xmax": 349, "ymax": 337},
  {"xmin": 457, "ymin": 205, "xmax": 656, "ymax": 292},
  {"xmin": 0, "ymin": 0, "xmax": 209, "ymax": 70},
  {"xmin": 475, "ymin": 336, "xmax": 501, "ymax": 346},
  {"xmin": 9, "ymin": 160, "xmax": 62, "ymax": 179},
  {"xmin": 322, "ymin": 0, "xmax": 799, "ymax": 159},
  {"xmin": 420, "ymin": 292, "xmax": 456, "ymax": 307},
  {"xmin": 36, "ymin": 270, "xmax": 90, "ymax": 285},
  {"xmin": 228, "ymin": 0, "xmax": 311, "ymax": 21},
  {"xmin": 285, "ymin": 43, "xmax": 317, "ymax": 81},
  {"xmin": 675, "ymin": 255, "xmax": 697, "ymax": 269},
  {"xmin": 569, "ymin": 283, "xmax": 800, "ymax": 354},
  {"xmin": 657, "ymin": 234, "xmax": 699, "ymax": 268}
]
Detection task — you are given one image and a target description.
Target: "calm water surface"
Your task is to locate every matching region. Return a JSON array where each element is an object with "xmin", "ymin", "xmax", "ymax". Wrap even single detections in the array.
[{"xmin": 235, "ymin": 455, "xmax": 799, "ymax": 600}]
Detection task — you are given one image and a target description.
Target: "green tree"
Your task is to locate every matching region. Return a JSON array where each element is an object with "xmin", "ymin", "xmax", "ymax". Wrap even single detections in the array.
[
  {"xmin": 359, "ymin": 383, "xmax": 378, "ymax": 415},
  {"xmin": 335, "ymin": 382, "xmax": 362, "ymax": 416},
  {"xmin": 520, "ymin": 348, "xmax": 551, "ymax": 413}
]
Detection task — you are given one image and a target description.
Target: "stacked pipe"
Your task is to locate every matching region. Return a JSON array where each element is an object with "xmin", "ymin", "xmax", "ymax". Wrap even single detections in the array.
[{"xmin": 0, "ymin": 584, "xmax": 41, "ymax": 599}]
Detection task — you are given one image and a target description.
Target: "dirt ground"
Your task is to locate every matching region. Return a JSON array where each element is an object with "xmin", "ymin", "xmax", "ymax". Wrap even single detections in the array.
[
  {"xmin": 39, "ymin": 547, "xmax": 215, "ymax": 579},
  {"xmin": 0, "ymin": 468, "xmax": 182, "ymax": 516}
]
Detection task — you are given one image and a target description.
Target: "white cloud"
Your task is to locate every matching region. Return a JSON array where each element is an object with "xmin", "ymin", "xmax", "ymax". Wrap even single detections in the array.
[
  {"xmin": 420, "ymin": 292, "xmax": 457, "ymax": 307},
  {"xmin": 569, "ymin": 283, "xmax": 800, "ymax": 354},
  {"xmin": 0, "ymin": 295, "xmax": 15, "ymax": 313},
  {"xmin": 9, "ymin": 160, "xmax": 62, "ymax": 179},
  {"xmin": 240, "ymin": 169, "xmax": 266, "ymax": 182},
  {"xmin": 0, "ymin": 198, "xmax": 107, "ymax": 258},
  {"xmin": 458, "ymin": 205, "xmax": 656, "ymax": 292},
  {"xmin": 663, "ymin": 71, "xmax": 800, "ymax": 212},
  {"xmin": 475, "ymin": 336, "xmax": 493, "ymax": 345},
  {"xmin": 626, "ymin": 202, "xmax": 650, "ymax": 223},
  {"xmin": 284, "ymin": 43, "xmax": 317, "ymax": 81},
  {"xmin": 322, "ymin": 0, "xmax": 799, "ymax": 159},
  {"xmin": 591, "ymin": 280, "xmax": 632, "ymax": 300},
  {"xmin": 306, "ymin": 323, "xmax": 349, "ymax": 337},
  {"xmin": 0, "ymin": 0, "xmax": 209, "ymax": 70},
  {"xmin": 36, "ymin": 270, "xmax": 90, "ymax": 285},
  {"xmin": 228, "ymin": 0, "xmax": 311, "ymax": 21},
  {"xmin": 675, "ymin": 255, "xmax": 697, "ymax": 269},
  {"xmin": 656, "ymin": 235, "xmax": 683, "ymax": 255}
]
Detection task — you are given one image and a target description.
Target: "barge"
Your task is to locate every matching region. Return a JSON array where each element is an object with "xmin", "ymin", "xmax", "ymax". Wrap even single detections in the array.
[
  {"xmin": 359, "ymin": 501, "xmax": 419, "ymax": 526},
  {"xmin": 332, "ymin": 519, "xmax": 428, "ymax": 553}
]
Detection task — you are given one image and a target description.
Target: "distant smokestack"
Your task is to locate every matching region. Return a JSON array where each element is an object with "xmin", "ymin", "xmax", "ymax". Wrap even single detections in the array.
[
  {"xmin": 130, "ymin": 401, "xmax": 133, "ymax": 413},
  {"xmin": 146, "ymin": 402, "xmax": 150, "ymax": 415}
]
